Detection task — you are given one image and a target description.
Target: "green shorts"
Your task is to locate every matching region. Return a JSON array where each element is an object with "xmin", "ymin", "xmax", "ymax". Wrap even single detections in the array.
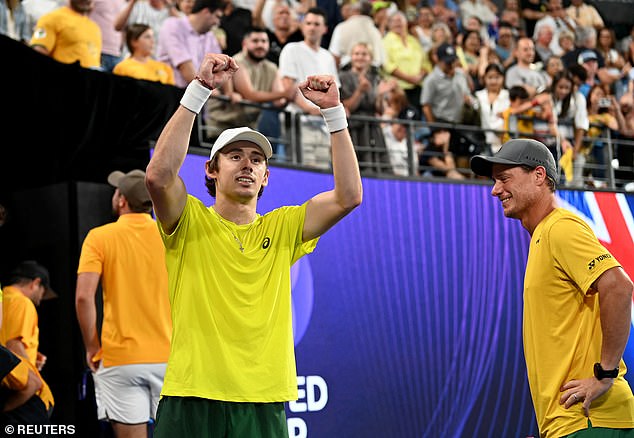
[
  {"xmin": 154, "ymin": 396, "xmax": 288, "ymax": 438},
  {"xmin": 563, "ymin": 420, "xmax": 634, "ymax": 438}
]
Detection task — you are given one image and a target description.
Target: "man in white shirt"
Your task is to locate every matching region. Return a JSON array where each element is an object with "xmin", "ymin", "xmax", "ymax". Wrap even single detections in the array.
[{"xmin": 279, "ymin": 7, "xmax": 339, "ymax": 169}]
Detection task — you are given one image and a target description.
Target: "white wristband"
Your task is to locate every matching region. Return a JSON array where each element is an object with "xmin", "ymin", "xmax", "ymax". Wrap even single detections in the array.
[
  {"xmin": 180, "ymin": 80, "xmax": 212, "ymax": 114},
  {"xmin": 320, "ymin": 104, "xmax": 348, "ymax": 133}
]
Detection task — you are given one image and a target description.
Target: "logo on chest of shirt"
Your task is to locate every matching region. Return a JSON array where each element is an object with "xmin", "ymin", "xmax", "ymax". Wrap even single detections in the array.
[
  {"xmin": 587, "ymin": 253, "xmax": 612, "ymax": 270},
  {"xmin": 262, "ymin": 236, "xmax": 271, "ymax": 249}
]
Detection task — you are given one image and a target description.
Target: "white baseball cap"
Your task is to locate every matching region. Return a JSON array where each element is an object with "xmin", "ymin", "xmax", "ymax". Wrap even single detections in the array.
[{"xmin": 209, "ymin": 127, "xmax": 273, "ymax": 161}]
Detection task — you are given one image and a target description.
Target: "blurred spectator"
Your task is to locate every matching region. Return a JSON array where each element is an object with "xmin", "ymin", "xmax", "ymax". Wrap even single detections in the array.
[
  {"xmin": 253, "ymin": 0, "xmax": 313, "ymax": 34},
  {"xmin": 339, "ymin": 0, "xmax": 354, "ymax": 21},
  {"xmin": 421, "ymin": 43, "xmax": 470, "ymax": 125},
  {"xmin": 429, "ymin": 21, "xmax": 453, "ymax": 58},
  {"xmin": 565, "ymin": 0, "xmax": 603, "ymax": 31},
  {"xmin": 459, "ymin": 15, "xmax": 489, "ymax": 47},
  {"xmin": 204, "ymin": 27, "xmax": 294, "ymax": 142},
  {"xmin": 557, "ymin": 29, "xmax": 574, "ymax": 58},
  {"xmin": 113, "ymin": 23, "xmax": 175, "ymax": 84},
  {"xmin": 597, "ymin": 28, "xmax": 626, "ymax": 76},
  {"xmin": 505, "ymin": 37, "xmax": 547, "ymax": 96},
  {"xmin": 500, "ymin": 85, "xmax": 550, "ymax": 142},
  {"xmin": 427, "ymin": 0, "xmax": 458, "ymax": 26},
  {"xmin": 568, "ymin": 61, "xmax": 590, "ymax": 96},
  {"xmin": 90, "ymin": 0, "xmax": 125, "ymax": 72},
  {"xmin": 76, "ymin": 170, "xmax": 171, "ymax": 438},
  {"xmin": 475, "ymin": 63, "xmax": 510, "ymax": 153},
  {"xmin": 381, "ymin": 107, "xmax": 420, "ymax": 177},
  {"xmin": 500, "ymin": 0, "xmax": 525, "ymax": 36},
  {"xmin": 585, "ymin": 85, "xmax": 627, "ymax": 183},
  {"xmin": 382, "ymin": 10, "xmax": 430, "ymax": 109},
  {"xmin": 114, "ymin": 0, "xmax": 177, "ymax": 57},
  {"xmin": 533, "ymin": 23, "xmax": 553, "ymax": 63},
  {"xmin": 379, "ymin": 80, "xmax": 409, "ymax": 120},
  {"xmin": 542, "ymin": 54, "xmax": 563, "ymax": 86},
  {"xmin": 264, "ymin": 2, "xmax": 302, "ymax": 65},
  {"xmin": 561, "ymin": 26, "xmax": 603, "ymax": 68},
  {"xmin": 550, "ymin": 70, "xmax": 589, "ymax": 187},
  {"xmin": 412, "ymin": 6, "xmax": 434, "ymax": 53},
  {"xmin": 219, "ymin": 0, "xmax": 252, "ymax": 56},
  {"xmin": 402, "ymin": 0, "xmax": 418, "ymax": 24},
  {"xmin": 459, "ymin": 0, "xmax": 497, "ymax": 38},
  {"xmin": 30, "ymin": 0, "xmax": 102, "ymax": 69},
  {"xmin": 532, "ymin": 0, "xmax": 575, "ymax": 57},
  {"xmin": 422, "ymin": 42, "xmax": 479, "ymax": 168},
  {"xmin": 174, "ymin": 0, "xmax": 194, "ymax": 15},
  {"xmin": 371, "ymin": 1, "xmax": 392, "ymax": 36},
  {"xmin": 419, "ymin": 127, "xmax": 465, "ymax": 179},
  {"xmin": 156, "ymin": 0, "xmax": 224, "ymax": 88},
  {"xmin": 520, "ymin": 0, "xmax": 547, "ymax": 38},
  {"xmin": 0, "ymin": 0, "xmax": 33, "ymax": 43},
  {"xmin": 619, "ymin": 24, "xmax": 634, "ymax": 57},
  {"xmin": 576, "ymin": 50, "xmax": 602, "ymax": 98},
  {"xmin": 495, "ymin": 21, "xmax": 518, "ymax": 69},
  {"xmin": 340, "ymin": 41, "xmax": 390, "ymax": 174},
  {"xmin": 456, "ymin": 29, "xmax": 485, "ymax": 91},
  {"xmin": 279, "ymin": 7, "xmax": 339, "ymax": 169},
  {"xmin": 596, "ymin": 27, "xmax": 629, "ymax": 98},
  {"xmin": 617, "ymin": 91, "xmax": 634, "ymax": 189},
  {"xmin": 328, "ymin": 0, "xmax": 384, "ymax": 68}
]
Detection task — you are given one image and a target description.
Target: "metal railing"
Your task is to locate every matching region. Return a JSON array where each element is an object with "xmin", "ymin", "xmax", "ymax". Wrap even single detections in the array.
[{"xmin": 195, "ymin": 98, "xmax": 634, "ymax": 191}]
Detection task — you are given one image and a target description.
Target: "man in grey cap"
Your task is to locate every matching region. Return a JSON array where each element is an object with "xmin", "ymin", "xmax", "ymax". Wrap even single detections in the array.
[
  {"xmin": 75, "ymin": 169, "xmax": 171, "ymax": 438},
  {"xmin": 146, "ymin": 53, "xmax": 362, "ymax": 436},
  {"xmin": 470, "ymin": 138, "xmax": 634, "ymax": 437}
]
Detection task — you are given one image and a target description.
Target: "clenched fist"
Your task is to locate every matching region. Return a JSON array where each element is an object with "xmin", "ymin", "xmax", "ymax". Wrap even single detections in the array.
[
  {"xmin": 298, "ymin": 75, "xmax": 340, "ymax": 110},
  {"xmin": 198, "ymin": 53, "xmax": 239, "ymax": 90}
]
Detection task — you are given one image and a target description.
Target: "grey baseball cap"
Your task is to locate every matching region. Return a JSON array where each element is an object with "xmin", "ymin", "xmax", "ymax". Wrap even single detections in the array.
[
  {"xmin": 470, "ymin": 138, "xmax": 558, "ymax": 181},
  {"xmin": 107, "ymin": 169, "xmax": 152, "ymax": 210}
]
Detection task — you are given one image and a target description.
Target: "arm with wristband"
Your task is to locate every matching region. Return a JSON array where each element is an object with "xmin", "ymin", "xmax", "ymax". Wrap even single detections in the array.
[
  {"xmin": 298, "ymin": 75, "xmax": 363, "ymax": 242},
  {"xmin": 146, "ymin": 53, "xmax": 239, "ymax": 233}
]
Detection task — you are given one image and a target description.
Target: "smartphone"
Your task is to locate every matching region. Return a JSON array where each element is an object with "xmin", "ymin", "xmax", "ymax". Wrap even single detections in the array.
[{"xmin": 599, "ymin": 98, "xmax": 611, "ymax": 108}]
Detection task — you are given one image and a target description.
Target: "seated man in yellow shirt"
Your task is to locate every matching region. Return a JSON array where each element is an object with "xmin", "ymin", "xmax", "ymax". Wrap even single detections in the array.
[{"xmin": 0, "ymin": 261, "xmax": 56, "ymax": 423}]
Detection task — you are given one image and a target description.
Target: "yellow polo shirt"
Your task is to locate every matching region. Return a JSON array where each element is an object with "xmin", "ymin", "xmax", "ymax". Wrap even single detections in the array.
[
  {"xmin": 0, "ymin": 286, "xmax": 39, "ymax": 366},
  {"xmin": 77, "ymin": 213, "xmax": 171, "ymax": 367},
  {"xmin": 524, "ymin": 208, "xmax": 634, "ymax": 437}
]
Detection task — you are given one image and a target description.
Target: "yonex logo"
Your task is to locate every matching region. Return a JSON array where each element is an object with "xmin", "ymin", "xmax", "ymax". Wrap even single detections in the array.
[{"xmin": 588, "ymin": 253, "xmax": 612, "ymax": 270}]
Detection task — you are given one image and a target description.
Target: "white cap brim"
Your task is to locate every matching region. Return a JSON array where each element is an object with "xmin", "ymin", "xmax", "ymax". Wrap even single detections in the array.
[{"xmin": 209, "ymin": 127, "xmax": 273, "ymax": 161}]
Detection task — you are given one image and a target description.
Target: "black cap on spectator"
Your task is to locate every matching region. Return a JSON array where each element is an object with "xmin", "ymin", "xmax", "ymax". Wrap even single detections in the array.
[
  {"xmin": 8, "ymin": 261, "xmax": 57, "ymax": 299},
  {"xmin": 436, "ymin": 43, "xmax": 457, "ymax": 64}
]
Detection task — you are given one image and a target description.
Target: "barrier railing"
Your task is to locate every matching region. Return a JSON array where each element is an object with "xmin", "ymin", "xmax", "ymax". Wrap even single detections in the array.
[{"xmin": 195, "ymin": 98, "xmax": 634, "ymax": 191}]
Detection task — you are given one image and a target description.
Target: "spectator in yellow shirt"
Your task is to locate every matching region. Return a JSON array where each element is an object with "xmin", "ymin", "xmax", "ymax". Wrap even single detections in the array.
[{"xmin": 113, "ymin": 23, "xmax": 175, "ymax": 85}]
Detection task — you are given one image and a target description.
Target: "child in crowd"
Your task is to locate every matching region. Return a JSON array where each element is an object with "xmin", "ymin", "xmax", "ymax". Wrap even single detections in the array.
[
  {"xmin": 500, "ymin": 85, "xmax": 550, "ymax": 143},
  {"xmin": 113, "ymin": 23, "xmax": 175, "ymax": 85}
]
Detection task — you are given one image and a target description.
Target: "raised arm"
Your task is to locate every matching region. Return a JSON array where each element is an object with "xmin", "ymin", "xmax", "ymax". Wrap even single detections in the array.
[
  {"xmin": 146, "ymin": 54, "xmax": 238, "ymax": 233},
  {"xmin": 299, "ymin": 75, "xmax": 363, "ymax": 242}
]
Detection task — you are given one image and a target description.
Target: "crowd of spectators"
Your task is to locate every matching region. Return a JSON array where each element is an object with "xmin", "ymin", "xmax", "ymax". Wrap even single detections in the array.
[{"xmin": 1, "ymin": 0, "xmax": 634, "ymax": 187}]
